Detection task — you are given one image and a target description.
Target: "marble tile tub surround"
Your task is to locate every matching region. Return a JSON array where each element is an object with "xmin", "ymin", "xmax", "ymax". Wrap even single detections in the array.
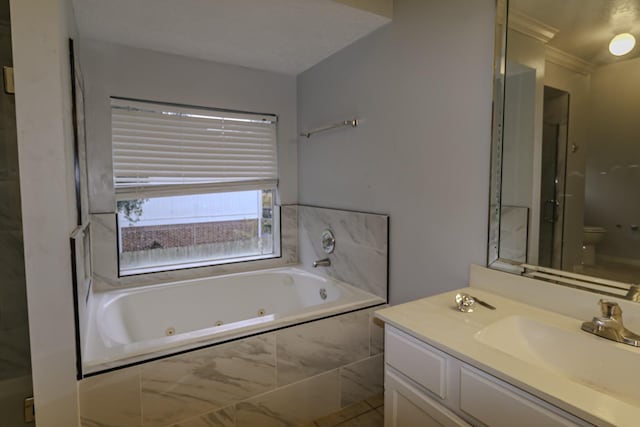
[
  {"xmin": 71, "ymin": 222, "xmax": 93, "ymax": 369},
  {"xmin": 298, "ymin": 205, "xmax": 389, "ymax": 300},
  {"xmin": 499, "ymin": 205, "xmax": 528, "ymax": 263},
  {"xmin": 90, "ymin": 205, "xmax": 298, "ymax": 290},
  {"xmin": 89, "ymin": 204, "xmax": 388, "ymax": 297},
  {"xmin": 79, "ymin": 306, "xmax": 384, "ymax": 427}
]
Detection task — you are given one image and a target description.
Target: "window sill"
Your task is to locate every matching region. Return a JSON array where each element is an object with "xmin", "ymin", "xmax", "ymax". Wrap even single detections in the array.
[{"xmin": 119, "ymin": 253, "xmax": 280, "ymax": 277}]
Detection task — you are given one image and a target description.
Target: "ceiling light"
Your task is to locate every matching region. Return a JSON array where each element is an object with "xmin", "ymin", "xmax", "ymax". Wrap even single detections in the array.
[{"xmin": 609, "ymin": 33, "xmax": 636, "ymax": 56}]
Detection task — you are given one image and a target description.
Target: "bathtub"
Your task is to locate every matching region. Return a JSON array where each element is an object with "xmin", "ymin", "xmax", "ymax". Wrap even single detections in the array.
[{"xmin": 82, "ymin": 267, "xmax": 384, "ymax": 374}]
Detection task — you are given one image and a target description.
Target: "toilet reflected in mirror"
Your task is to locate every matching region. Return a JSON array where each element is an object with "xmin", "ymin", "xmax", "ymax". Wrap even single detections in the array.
[{"xmin": 582, "ymin": 226, "xmax": 606, "ymax": 265}]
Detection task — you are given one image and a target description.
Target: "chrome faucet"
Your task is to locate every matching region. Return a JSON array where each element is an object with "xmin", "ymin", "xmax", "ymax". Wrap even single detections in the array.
[
  {"xmin": 581, "ymin": 300, "xmax": 640, "ymax": 347},
  {"xmin": 625, "ymin": 285, "xmax": 640, "ymax": 302},
  {"xmin": 313, "ymin": 258, "xmax": 331, "ymax": 268}
]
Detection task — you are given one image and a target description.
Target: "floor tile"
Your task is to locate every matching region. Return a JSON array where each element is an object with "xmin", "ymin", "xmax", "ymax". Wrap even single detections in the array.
[
  {"xmin": 365, "ymin": 393, "xmax": 384, "ymax": 409},
  {"xmin": 336, "ymin": 410, "xmax": 383, "ymax": 427},
  {"xmin": 340, "ymin": 355, "xmax": 383, "ymax": 407},
  {"xmin": 314, "ymin": 401, "xmax": 371, "ymax": 427},
  {"xmin": 168, "ymin": 405, "xmax": 235, "ymax": 427}
]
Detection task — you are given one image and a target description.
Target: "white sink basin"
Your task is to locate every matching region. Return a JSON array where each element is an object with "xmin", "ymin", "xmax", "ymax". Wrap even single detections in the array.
[{"xmin": 475, "ymin": 315, "xmax": 640, "ymax": 405}]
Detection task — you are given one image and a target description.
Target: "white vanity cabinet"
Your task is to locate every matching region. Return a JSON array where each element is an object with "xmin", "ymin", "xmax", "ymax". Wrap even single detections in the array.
[
  {"xmin": 385, "ymin": 367, "xmax": 470, "ymax": 427},
  {"xmin": 384, "ymin": 326, "xmax": 592, "ymax": 427},
  {"xmin": 384, "ymin": 325, "xmax": 469, "ymax": 426}
]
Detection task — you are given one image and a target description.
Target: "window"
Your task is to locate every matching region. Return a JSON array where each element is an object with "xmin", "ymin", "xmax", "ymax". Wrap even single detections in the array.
[{"xmin": 111, "ymin": 98, "xmax": 279, "ymax": 275}]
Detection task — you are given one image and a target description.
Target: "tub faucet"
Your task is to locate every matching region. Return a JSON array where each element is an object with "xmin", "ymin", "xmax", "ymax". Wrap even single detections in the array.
[
  {"xmin": 581, "ymin": 300, "xmax": 640, "ymax": 347},
  {"xmin": 313, "ymin": 258, "xmax": 331, "ymax": 268}
]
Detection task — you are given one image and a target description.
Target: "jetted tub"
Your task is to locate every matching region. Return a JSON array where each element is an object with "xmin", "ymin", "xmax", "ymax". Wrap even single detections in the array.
[{"xmin": 82, "ymin": 267, "xmax": 384, "ymax": 374}]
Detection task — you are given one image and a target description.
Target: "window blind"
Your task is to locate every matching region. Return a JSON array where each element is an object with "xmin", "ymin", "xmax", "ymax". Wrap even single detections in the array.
[{"xmin": 111, "ymin": 98, "xmax": 278, "ymax": 199}]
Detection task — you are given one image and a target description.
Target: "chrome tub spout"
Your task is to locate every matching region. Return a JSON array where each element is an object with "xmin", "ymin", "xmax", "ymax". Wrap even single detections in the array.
[{"xmin": 313, "ymin": 258, "xmax": 331, "ymax": 268}]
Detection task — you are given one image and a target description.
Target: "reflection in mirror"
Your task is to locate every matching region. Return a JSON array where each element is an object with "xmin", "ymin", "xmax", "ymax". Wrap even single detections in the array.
[{"xmin": 490, "ymin": 0, "xmax": 640, "ymax": 296}]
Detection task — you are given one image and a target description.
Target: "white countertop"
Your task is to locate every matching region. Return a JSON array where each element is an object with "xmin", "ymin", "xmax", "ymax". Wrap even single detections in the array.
[{"xmin": 375, "ymin": 287, "xmax": 640, "ymax": 427}]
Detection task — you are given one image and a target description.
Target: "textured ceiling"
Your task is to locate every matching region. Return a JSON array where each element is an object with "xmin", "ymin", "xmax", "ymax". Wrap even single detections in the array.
[
  {"xmin": 512, "ymin": 0, "xmax": 640, "ymax": 66},
  {"xmin": 71, "ymin": 0, "xmax": 391, "ymax": 75}
]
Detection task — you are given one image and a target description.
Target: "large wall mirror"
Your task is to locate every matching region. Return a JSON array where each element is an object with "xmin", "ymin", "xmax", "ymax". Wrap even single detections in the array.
[{"xmin": 489, "ymin": 0, "xmax": 640, "ymax": 298}]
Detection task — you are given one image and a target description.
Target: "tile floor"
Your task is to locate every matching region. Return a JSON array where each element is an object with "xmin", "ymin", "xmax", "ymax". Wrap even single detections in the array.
[{"xmin": 307, "ymin": 394, "xmax": 384, "ymax": 427}]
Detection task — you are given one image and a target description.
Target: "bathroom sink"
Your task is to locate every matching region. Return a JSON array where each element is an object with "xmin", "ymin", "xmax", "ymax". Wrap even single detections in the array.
[{"xmin": 475, "ymin": 315, "xmax": 640, "ymax": 405}]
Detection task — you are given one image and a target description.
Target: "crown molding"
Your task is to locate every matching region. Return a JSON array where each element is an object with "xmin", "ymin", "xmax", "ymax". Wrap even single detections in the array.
[
  {"xmin": 508, "ymin": 10, "xmax": 558, "ymax": 43},
  {"xmin": 545, "ymin": 45, "xmax": 594, "ymax": 76}
]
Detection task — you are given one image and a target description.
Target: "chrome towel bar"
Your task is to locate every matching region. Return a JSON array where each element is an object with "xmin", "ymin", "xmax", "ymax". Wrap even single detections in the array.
[{"xmin": 300, "ymin": 119, "xmax": 358, "ymax": 139}]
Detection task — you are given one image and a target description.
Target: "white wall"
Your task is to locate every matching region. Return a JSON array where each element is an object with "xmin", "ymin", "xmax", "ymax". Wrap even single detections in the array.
[
  {"xmin": 585, "ymin": 57, "xmax": 640, "ymax": 261},
  {"xmin": 11, "ymin": 0, "xmax": 80, "ymax": 425},
  {"xmin": 80, "ymin": 40, "xmax": 298, "ymax": 213},
  {"xmin": 297, "ymin": 0, "xmax": 495, "ymax": 304}
]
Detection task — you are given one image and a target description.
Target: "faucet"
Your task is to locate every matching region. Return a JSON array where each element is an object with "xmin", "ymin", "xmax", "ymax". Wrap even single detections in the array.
[
  {"xmin": 625, "ymin": 284, "xmax": 640, "ymax": 302},
  {"xmin": 313, "ymin": 258, "xmax": 331, "ymax": 268},
  {"xmin": 581, "ymin": 300, "xmax": 640, "ymax": 347}
]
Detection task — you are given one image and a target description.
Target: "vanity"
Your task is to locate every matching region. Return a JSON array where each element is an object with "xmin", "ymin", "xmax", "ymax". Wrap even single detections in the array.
[{"xmin": 375, "ymin": 265, "xmax": 640, "ymax": 427}]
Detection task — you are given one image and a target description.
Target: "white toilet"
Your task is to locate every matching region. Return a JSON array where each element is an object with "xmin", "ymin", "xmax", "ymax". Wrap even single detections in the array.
[{"xmin": 582, "ymin": 226, "xmax": 606, "ymax": 265}]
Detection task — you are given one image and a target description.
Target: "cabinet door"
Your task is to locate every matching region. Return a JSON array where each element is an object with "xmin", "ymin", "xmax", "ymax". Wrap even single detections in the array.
[
  {"xmin": 385, "ymin": 369, "xmax": 470, "ymax": 427},
  {"xmin": 386, "ymin": 326, "xmax": 448, "ymax": 399},
  {"xmin": 459, "ymin": 367, "xmax": 590, "ymax": 427}
]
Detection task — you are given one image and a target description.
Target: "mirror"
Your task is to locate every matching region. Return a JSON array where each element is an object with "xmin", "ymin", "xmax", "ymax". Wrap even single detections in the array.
[{"xmin": 490, "ymin": 0, "xmax": 640, "ymax": 297}]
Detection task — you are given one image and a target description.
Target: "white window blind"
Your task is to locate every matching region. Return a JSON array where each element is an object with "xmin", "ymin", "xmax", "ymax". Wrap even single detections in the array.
[{"xmin": 111, "ymin": 98, "xmax": 278, "ymax": 199}]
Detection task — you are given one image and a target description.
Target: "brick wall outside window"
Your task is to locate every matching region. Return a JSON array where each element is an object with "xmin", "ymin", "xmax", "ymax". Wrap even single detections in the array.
[{"xmin": 120, "ymin": 219, "xmax": 259, "ymax": 252}]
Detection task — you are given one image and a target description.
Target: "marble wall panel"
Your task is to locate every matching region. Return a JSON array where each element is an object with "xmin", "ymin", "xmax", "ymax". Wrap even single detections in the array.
[
  {"xmin": 235, "ymin": 370, "xmax": 340, "ymax": 427},
  {"xmin": 91, "ymin": 213, "xmax": 118, "ymax": 285},
  {"xmin": 499, "ymin": 205, "xmax": 528, "ymax": 263},
  {"xmin": 77, "ymin": 305, "xmax": 384, "ymax": 426},
  {"xmin": 280, "ymin": 204, "xmax": 298, "ymax": 265},
  {"xmin": 71, "ymin": 223, "xmax": 92, "ymax": 364},
  {"xmin": 339, "ymin": 354, "xmax": 384, "ymax": 407},
  {"xmin": 276, "ymin": 309, "xmax": 370, "ymax": 386},
  {"xmin": 298, "ymin": 205, "xmax": 388, "ymax": 300},
  {"xmin": 79, "ymin": 366, "xmax": 141, "ymax": 427},
  {"xmin": 141, "ymin": 335, "xmax": 276, "ymax": 426}
]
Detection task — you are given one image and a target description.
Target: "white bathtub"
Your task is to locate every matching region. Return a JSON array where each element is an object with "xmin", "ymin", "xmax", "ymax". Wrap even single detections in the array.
[{"xmin": 83, "ymin": 267, "xmax": 384, "ymax": 373}]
